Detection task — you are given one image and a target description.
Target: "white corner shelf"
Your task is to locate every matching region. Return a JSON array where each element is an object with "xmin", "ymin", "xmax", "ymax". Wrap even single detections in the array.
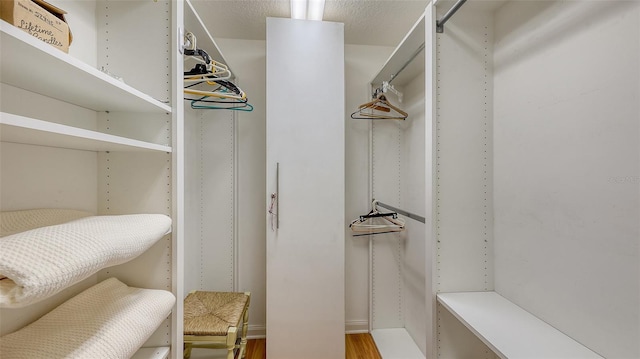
[
  {"xmin": 0, "ymin": 21, "xmax": 171, "ymax": 114},
  {"xmin": 437, "ymin": 291, "xmax": 603, "ymax": 359},
  {"xmin": 0, "ymin": 112, "xmax": 172, "ymax": 152},
  {"xmin": 131, "ymin": 347, "xmax": 170, "ymax": 359},
  {"xmin": 184, "ymin": 0, "xmax": 234, "ymax": 79}
]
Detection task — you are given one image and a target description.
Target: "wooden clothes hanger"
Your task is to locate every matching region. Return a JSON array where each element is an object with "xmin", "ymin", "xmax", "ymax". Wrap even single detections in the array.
[{"xmin": 351, "ymin": 93, "xmax": 408, "ymax": 120}]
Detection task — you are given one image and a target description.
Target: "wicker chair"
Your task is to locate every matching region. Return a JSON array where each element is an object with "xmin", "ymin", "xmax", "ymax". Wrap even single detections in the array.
[{"xmin": 183, "ymin": 291, "xmax": 251, "ymax": 359}]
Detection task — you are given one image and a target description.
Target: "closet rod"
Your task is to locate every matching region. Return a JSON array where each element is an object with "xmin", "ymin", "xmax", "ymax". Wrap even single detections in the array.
[
  {"xmin": 436, "ymin": 0, "xmax": 467, "ymax": 33},
  {"xmin": 375, "ymin": 200, "xmax": 426, "ymax": 223},
  {"xmin": 388, "ymin": 42, "xmax": 426, "ymax": 85}
]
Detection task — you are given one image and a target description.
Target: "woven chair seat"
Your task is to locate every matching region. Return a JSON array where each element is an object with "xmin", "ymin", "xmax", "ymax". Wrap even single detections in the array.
[{"xmin": 184, "ymin": 291, "xmax": 249, "ymax": 336}]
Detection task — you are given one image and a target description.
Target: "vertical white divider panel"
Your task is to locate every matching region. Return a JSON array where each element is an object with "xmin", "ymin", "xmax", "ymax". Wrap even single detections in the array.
[
  {"xmin": 435, "ymin": 6, "xmax": 494, "ymax": 295},
  {"xmin": 424, "ymin": 5, "xmax": 437, "ymax": 359},
  {"xmin": 435, "ymin": 5, "xmax": 495, "ymax": 358},
  {"xmin": 171, "ymin": 1, "xmax": 184, "ymax": 356},
  {"xmin": 266, "ymin": 18, "xmax": 345, "ymax": 359}
]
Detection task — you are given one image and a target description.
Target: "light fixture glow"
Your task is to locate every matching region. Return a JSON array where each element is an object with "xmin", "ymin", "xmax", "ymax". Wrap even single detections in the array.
[
  {"xmin": 307, "ymin": 0, "xmax": 325, "ymax": 21},
  {"xmin": 291, "ymin": 0, "xmax": 307, "ymax": 20}
]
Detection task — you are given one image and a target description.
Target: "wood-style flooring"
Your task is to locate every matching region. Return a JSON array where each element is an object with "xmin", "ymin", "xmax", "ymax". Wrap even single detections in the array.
[{"xmin": 244, "ymin": 333, "xmax": 382, "ymax": 359}]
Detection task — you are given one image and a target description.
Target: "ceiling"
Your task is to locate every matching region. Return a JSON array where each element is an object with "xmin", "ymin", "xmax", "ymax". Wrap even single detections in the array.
[{"xmin": 190, "ymin": 0, "xmax": 430, "ymax": 47}]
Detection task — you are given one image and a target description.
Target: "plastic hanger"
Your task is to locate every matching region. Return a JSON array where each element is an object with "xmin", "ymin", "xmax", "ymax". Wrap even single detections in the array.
[
  {"xmin": 187, "ymin": 82, "xmax": 253, "ymax": 111},
  {"xmin": 182, "ymin": 32, "xmax": 251, "ymax": 111},
  {"xmin": 191, "ymin": 101, "xmax": 254, "ymax": 111},
  {"xmin": 349, "ymin": 200, "xmax": 406, "ymax": 236},
  {"xmin": 184, "ymin": 60, "xmax": 232, "ymax": 82},
  {"xmin": 184, "ymin": 78, "xmax": 247, "ymax": 101}
]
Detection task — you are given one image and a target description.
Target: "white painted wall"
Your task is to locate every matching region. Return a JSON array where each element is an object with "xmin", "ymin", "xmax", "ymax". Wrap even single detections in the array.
[{"xmin": 493, "ymin": 2, "xmax": 640, "ymax": 358}]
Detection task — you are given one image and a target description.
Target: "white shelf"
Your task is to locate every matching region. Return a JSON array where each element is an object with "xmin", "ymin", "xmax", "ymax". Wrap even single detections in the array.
[
  {"xmin": 131, "ymin": 347, "xmax": 170, "ymax": 359},
  {"xmin": 371, "ymin": 328, "xmax": 425, "ymax": 359},
  {"xmin": 0, "ymin": 21, "xmax": 171, "ymax": 114},
  {"xmin": 0, "ymin": 112, "xmax": 172, "ymax": 152},
  {"xmin": 437, "ymin": 292, "xmax": 603, "ymax": 359},
  {"xmin": 371, "ymin": 14, "xmax": 425, "ymax": 88},
  {"xmin": 184, "ymin": 0, "xmax": 233, "ymax": 78}
]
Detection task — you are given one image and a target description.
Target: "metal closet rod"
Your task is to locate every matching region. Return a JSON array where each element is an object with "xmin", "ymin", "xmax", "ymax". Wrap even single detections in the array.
[
  {"xmin": 375, "ymin": 200, "xmax": 426, "ymax": 223},
  {"xmin": 436, "ymin": 0, "xmax": 468, "ymax": 33},
  {"xmin": 383, "ymin": 0, "xmax": 467, "ymax": 90},
  {"xmin": 388, "ymin": 42, "xmax": 426, "ymax": 85}
]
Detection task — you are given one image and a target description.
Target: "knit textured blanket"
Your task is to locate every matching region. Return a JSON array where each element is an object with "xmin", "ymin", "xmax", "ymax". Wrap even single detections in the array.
[
  {"xmin": 0, "ymin": 277, "xmax": 175, "ymax": 358},
  {"xmin": 0, "ymin": 212, "xmax": 171, "ymax": 308}
]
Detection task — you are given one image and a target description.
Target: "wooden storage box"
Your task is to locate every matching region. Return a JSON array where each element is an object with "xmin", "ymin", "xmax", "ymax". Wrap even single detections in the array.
[{"xmin": 0, "ymin": 0, "xmax": 72, "ymax": 52}]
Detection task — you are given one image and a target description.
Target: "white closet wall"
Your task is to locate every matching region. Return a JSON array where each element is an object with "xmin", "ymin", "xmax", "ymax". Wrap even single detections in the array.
[{"xmin": 492, "ymin": 1, "xmax": 639, "ymax": 357}]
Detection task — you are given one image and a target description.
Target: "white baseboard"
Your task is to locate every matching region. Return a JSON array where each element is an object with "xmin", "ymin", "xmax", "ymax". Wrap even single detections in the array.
[
  {"xmin": 247, "ymin": 320, "xmax": 369, "ymax": 339},
  {"xmin": 345, "ymin": 320, "xmax": 369, "ymax": 334},
  {"xmin": 247, "ymin": 324, "xmax": 266, "ymax": 339}
]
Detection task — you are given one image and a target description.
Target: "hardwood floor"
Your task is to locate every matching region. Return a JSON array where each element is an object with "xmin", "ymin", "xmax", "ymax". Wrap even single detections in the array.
[
  {"xmin": 345, "ymin": 333, "xmax": 383, "ymax": 359},
  {"xmin": 244, "ymin": 333, "xmax": 382, "ymax": 359},
  {"xmin": 245, "ymin": 338, "xmax": 266, "ymax": 359}
]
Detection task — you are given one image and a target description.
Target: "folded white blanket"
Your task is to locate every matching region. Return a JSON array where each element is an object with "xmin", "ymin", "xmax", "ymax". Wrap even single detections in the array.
[
  {"xmin": 0, "ymin": 209, "xmax": 93, "ymax": 238},
  {"xmin": 0, "ymin": 277, "xmax": 176, "ymax": 359},
  {"xmin": 0, "ymin": 214, "xmax": 171, "ymax": 308}
]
